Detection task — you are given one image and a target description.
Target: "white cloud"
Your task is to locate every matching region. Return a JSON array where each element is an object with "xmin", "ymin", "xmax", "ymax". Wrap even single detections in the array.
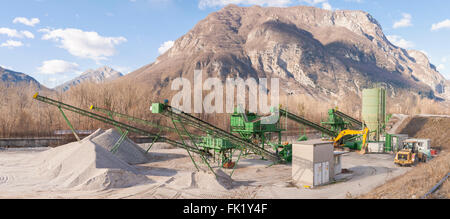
[
  {"xmin": 37, "ymin": 60, "xmax": 80, "ymax": 75},
  {"xmin": 302, "ymin": 0, "xmax": 334, "ymax": 11},
  {"xmin": 0, "ymin": 40, "xmax": 24, "ymax": 48},
  {"xmin": 322, "ymin": 2, "xmax": 332, "ymax": 10},
  {"xmin": 303, "ymin": 0, "xmax": 327, "ymax": 4},
  {"xmin": 198, "ymin": 0, "xmax": 293, "ymax": 9},
  {"xmin": 0, "ymin": 28, "xmax": 21, "ymax": 38},
  {"xmin": 158, "ymin": 40, "xmax": 174, "ymax": 54},
  {"xmin": 13, "ymin": 17, "xmax": 40, "ymax": 27},
  {"xmin": 198, "ymin": 0, "xmax": 338, "ymax": 10},
  {"xmin": 393, "ymin": 13, "xmax": 412, "ymax": 29},
  {"xmin": 438, "ymin": 56, "xmax": 450, "ymax": 78},
  {"xmin": 387, "ymin": 35, "xmax": 415, "ymax": 49},
  {"xmin": 40, "ymin": 28, "xmax": 127, "ymax": 61},
  {"xmin": 431, "ymin": 19, "xmax": 450, "ymax": 31},
  {"xmin": 20, "ymin": 30, "xmax": 35, "ymax": 39},
  {"xmin": 0, "ymin": 28, "xmax": 34, "ymax": 39}
]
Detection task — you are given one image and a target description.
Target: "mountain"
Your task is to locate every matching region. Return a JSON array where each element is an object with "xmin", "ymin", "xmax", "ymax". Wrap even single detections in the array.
[
  {"xmin": 56, "ymin": 66, "xmax": 123, "ymax": 92},
  {"xmin": 121, "ymin": 4, "xmax": 450, "ymax": 103},
  {"xmin": 0, "ymin": 66, "xmax": 47, "ymax": 90}
]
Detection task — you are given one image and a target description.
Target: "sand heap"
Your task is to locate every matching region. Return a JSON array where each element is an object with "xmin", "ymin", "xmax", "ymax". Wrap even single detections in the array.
[
  {"xmin": 194, "ymin": 169, "xmax": 234, "ymax": 190},
  {"xmin": 30, "ymin": 130, "xmax": 151, "ymax": 191},
  {"xmin": 87, "ymin": 129, "xmax": 148, "ymax": 165},
  {"xmin": 167, "ymin": 169, "xmax": 234, "ymax": 191}
]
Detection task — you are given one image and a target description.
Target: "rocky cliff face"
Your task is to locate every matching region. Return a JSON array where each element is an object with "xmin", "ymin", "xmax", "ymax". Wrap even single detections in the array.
[
  {"xmin": 56, "ymin": 66, "xmax": 123, "ymax": 92},
  {"xmin": 123, "ymin": 4, "xmax": 450, "ymax": 102}
]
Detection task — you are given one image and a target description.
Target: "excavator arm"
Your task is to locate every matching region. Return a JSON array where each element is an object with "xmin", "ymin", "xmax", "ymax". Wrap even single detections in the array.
[
  {"xmin": 359, "ymin": 127, "xmax": 369, "ymax": 154},
  {"xmin": 333, "ymin": 127, "xmax": 369, "ymax": 153}
]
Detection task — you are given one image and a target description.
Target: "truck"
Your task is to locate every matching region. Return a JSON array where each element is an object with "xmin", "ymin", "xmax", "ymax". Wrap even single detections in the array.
[{"xmin": 394, "ymin": 139, "xmax": 432, "ymax": 166}]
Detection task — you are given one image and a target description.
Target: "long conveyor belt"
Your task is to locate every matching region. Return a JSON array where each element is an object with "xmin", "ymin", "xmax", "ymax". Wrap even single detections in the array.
[
  {"xmin": 33, "ymin": 94, "xmax": 204, "ymax": 154},
  {"xmin": 157, "ymin": 104, "xmax": 281, "ymax": 162},
  {"xmin": 90, "ymin": 105, "xmax": 181, "ymax": 133},
  {"xmin": 334, "ymin": 110, "xmax": 363, "ymax": 129},
  {"xmin": 279, "ymin": 109, "xmax": 337, "ymax": 137}
]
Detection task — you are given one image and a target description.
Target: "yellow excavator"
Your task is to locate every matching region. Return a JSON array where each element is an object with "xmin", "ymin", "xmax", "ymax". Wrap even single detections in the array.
[{"xmin": 333, "ymin": 127, "xmax": 370, "ymax": 154}]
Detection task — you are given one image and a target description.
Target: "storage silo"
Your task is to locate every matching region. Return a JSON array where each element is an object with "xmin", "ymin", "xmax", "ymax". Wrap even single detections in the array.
[{"xmin": 362, "ymin": 88, "xmax": 386, "ymax": 142}]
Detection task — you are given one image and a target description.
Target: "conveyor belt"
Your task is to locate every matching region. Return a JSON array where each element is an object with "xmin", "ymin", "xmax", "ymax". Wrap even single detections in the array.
[
  {"xmin": 157, "ymin": 104, "xmax": 281, "ymax": 162},
  {"xmin": 279, "ymin": 109, "xmax": 337, "ymax": 137},
  {"xmin": 334, "ymin": 110, "xmax": 363, "ymax": 129},
  {"xmin": 33, "ymin": 94, "xmax": 203, "ymax": 154}
]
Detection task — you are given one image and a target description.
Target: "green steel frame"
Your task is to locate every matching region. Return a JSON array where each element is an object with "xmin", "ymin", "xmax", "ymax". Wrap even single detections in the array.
[
  {"xmin": 279, "ymin": 108, "xmax": 337, "ymax": 137},
  {"xmin": 321, "ymin": 109, "xmax": 363, "ymax": 138},
  {"xmin": 151, "ymin": 103, "xmax": 282, "ymax": 164},
  {"xmin": 33, "ymin": 93, "xmax": 204, "ymax": 155},
  {"xmin": 334, "ymin": 110, "xmax": 363, "ymax": 129},
  {"xmin": 90, "ymin": 105, "xmax": 204, "ymax": 153},
  {"xmin": 92, "ymin": 103, "xmax": 279, "ymax": 177},
  {"xmin": 230, "ymin": 108, "xmax": 287, "ymax": 160}
]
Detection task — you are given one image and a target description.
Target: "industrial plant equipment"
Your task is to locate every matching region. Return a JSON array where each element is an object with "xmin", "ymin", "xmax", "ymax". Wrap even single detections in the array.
[{"xmin": 333, "ymin": 127, "xmax": 370, "ymax": 154}]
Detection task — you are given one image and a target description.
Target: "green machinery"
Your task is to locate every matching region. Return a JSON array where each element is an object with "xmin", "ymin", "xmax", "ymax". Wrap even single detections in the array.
[
  {"xmin": 321, "ymin": 108, "xmax": 366, "ymax": 150},
  {"xmin": 32, "ymin": 93, "xmax": 203, "ymax": 154},
  {"xmin": 279, "ymin": 106, "xmax": 366, "ymax": 151},
  {"xmin": 33, "ymin": 87, "xmax": 388, "ymax": 179},
  {"xmin": 92, "ymin": 104, "xmax": 241, "ymax": 174},
  {"xmin": 279, "ymin": 108, "xmax": 337, "ymax": 138},
  {"xmin": 322, "ymin": 108, "xmax": 363, "ymax": 134},
  {"xmin": 151, "ymin": 102, "xmax": 282, "ymax": 174},
  {"xmin": 34, "ymin": 93, "xmax": 284, "ymax": 177},
  {"xmin": 228, "ymin": 107, "xmax": 340, "ymax": 163},
  {"xmin": 230, "ymin": 107, "xmax": 289, "ymax": 162},
  {"xmin": 227, "ymin": 106, "xmax": 368, "ymax": 161},
  {"xmin": 89, "ymin": 105, "xmax": 201, "ymax": 152},
  {"xmin": 150, "ymin": 103, "xmax": 348, "ymax": 165}
]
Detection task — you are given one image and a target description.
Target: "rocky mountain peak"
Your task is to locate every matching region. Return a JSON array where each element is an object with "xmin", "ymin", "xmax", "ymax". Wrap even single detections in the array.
[
  {"xmin": 124, "ymin": 5, "xmax": 450, "ymax": 103},
  {"xmin": 0, "ymin": 66, "xmax": 45, "ymax": 90},
  {"xmin": 55, "ymin": 66, "xmax": 123, "ymax": 92}
]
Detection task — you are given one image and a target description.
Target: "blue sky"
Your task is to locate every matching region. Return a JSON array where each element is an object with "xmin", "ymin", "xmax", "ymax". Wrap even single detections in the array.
[{"xmin": 0, "ymin": 0, "xmax": 449, "ymax": 88}]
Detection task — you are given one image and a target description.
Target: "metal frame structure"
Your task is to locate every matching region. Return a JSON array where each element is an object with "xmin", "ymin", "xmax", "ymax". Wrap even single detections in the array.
[
  {"xmin": 89, "ymin": 105, "xmax": 201, "ymax": 153},
  {"xmin": 151, "ymin": 103, "xmax": 282, "ymax": 168},
  {"xmin": 279, "ymin": 108, "xmax": 337, "ymax": 137},
  {"xmin": 33, "ymin": 93, "xmax": 204, "ymax": 155},
  {"xmin": 33, "ymin": 91, "xmax": 377, "ymax": 179}
]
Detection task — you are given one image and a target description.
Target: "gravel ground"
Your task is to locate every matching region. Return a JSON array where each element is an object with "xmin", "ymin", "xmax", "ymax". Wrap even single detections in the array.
[{"xmin": 0, "ymin": 144, "xmax": 408, "ymax": 199}]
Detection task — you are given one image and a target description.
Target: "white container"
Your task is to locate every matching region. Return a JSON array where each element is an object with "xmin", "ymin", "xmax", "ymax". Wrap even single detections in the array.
[{"xmin": 368, "ymin": 142, "xmax": 385, "ymax": 153}]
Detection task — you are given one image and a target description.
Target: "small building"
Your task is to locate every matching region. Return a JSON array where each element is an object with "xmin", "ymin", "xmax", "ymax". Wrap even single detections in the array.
[{"xmin": 292, "ymin": 140, "xmax": 335, "ymax": 188}]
